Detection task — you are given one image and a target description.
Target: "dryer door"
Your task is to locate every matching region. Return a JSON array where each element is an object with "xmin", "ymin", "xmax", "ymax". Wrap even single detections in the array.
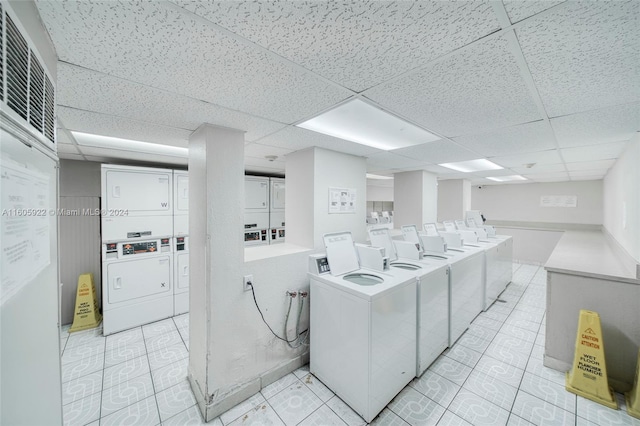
[
  {"xmin": 107, "ymin": 256, "xmax": 172, "ymax": 303},
  {"xmin": 176, "ymin": 252, "xmax": 189, "ymax": 291}
]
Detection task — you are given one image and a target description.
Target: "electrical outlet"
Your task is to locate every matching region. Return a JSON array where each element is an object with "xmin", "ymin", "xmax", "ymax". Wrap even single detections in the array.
[{"xmin": 243, "ymin": 275, "xmax": 253, "ymax": 292}]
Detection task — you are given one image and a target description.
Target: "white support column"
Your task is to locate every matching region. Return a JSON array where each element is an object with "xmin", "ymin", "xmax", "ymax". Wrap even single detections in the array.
[
  {"xmin": 393, "ymin": 170, "xmax": 438, "ymax": 229},
  {"xmin": 188, "ymin": 124, "xmax": 246, "ymax": 421},
  {"xmin": 437, "ymin": 179, "xmax": 472, "ymax": 222}
]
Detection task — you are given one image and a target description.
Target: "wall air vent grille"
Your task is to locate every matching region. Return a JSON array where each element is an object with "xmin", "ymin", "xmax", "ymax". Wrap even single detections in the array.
[
  {"xmin": 6, "ymin": 14, "xmax": 29, "ymax": 121},
  {"xmin": 29, "ymin": 51, "xmax": 45, "ymax": 133},
  {"xmin": 1, "ymin": 6, "xmax": 56, "ymax": 147}
]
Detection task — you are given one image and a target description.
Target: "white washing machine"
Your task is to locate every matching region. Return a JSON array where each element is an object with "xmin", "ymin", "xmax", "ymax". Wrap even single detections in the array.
[
  {"xmin": 173, "ymin": 170, "xmax": 189, "ymax": 315},
  {"xmin": 269, "ymin": 177, "xmax": 285, "ymax": 244},
  {"xmin": 101, "ymin": 165, "xmax": 173, "ymax": 242},
  {"xmin": 368, "ymin": 227, "xmax": 449, "ymax": 377},
  {"xmin": 309, "ymin": 232, "xmax": 417, "ymax": 423},
  {"xmin": 102, "ymin": 238, "xmax": 173, "ymax": 335},
  {"xmin": 402, "ymin": 225, "xmax": 484, "ymax": 347},
  {"xmin": 244, "ymin": 176, "xmax": 269, "ymax": 246}
]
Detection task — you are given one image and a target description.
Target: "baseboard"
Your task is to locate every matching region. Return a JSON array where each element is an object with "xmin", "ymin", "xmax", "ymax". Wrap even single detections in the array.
[{"xmin": 190, "ymin": 352, "xmax": 309, "ymax": 422}]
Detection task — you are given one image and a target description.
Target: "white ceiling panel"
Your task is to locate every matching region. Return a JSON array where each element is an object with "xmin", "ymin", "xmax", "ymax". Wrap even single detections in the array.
[
  {"xmin": 488, "ymin": 149, "xmax": 563, "ymax": 168},
  {"xmin": 565, "ymin": 159, "xmax": 615, "ymax": 172},
  {"xmin": 58, "ymin": 107, "xmax": 191, "ymax": 147},
  {"xmin": 517, "ymin": 1, "xmax": 640, "ymax": 117},
  {"xmin": 365, "ymin": 152, "xmax": 429, "ymax": 172},
  {"xmin": 58, "ymin": 153, "xmax": 86, "ymax": 161},
  {"xmin": 561, "ymin": 141, "xmax": 629, "ymax": 163},
  {"xmin": 57, "ymin": 143, "xmax": 80, "ymax": 155},
  {"xmin": 568, "ymin": 170, "xmax": 607, "ymax": 178},
  {"xmin": 391, "ymin": 140, "xmax": 480, "ymax": 165},
  {"xmin": 570, "ymin": 175, "xmax": 605, "ymax": 181},
  {"xmin": 244, "ymin": 156, "xmax": 286, "ymax": 171},
  {"xmin": 256, "ymin": 126, "xmax": 381, "ymax": 158},
  {"xmin": 177, "ymin": 1, "xmax": 500, "ymax": 92},
  {"xmin": 472, "ymin": 168, "xmax": 521, "ymax": 178},
  {"xmin": 453, "ymin": 120, "xmax": 556, "ymax": 157},
  {"xmin": 424, "ymin": 164, "xmax": 471, "ymax": 175},
  {"xmin": 363, "ymin": 34, "xmax": 541, "ymax": 137},
  {"xmin": 551, "ymin": 103, "xmax": 639, "ymax": 148},
  {"xmin": 522, "ymin": 172, "xmax": 570, "ymax": 182},
  {"xmin": 78, "ymin": 146, "xmax": 188, "ymax": 166},
  {"xmin": 244, "ymin": 143, "xmax": 294, "ymax": 162},
  {"xmin": 503, "ymin": 0, "xmax": 566, "ymax": 24},
  {"xmin": 511, "ymin": 163, "xmax": 566, "ymax": 174},
  {"xmin": 56, "ymin": 129, "xmax": 75, "ymax": 145},
  {"xmin": 36, "ymin": 0, "xmax": 351, "ymax": 124},
  {"xmin": 57, "ymin": 63, "xmax": 287, "ymax": 142}
]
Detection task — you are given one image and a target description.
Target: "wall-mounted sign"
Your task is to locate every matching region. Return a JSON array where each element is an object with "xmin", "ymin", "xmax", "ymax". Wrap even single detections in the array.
[
  {"xmin": 540, "ymin": 195, "xmax": 577, "ymax": 208},
  {"xmin": 329, "ymin": 187, "xmax": 356, "ymax": 214}
]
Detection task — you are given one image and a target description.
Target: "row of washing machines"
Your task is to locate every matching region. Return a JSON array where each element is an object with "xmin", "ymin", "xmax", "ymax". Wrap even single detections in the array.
[
  {"xmin": 100, "ymin": 165, "xmax": 286, "ymax": 336},
  {"xmin": 308, "ymin": 216, "xmax": 512, "ymax": 422}
]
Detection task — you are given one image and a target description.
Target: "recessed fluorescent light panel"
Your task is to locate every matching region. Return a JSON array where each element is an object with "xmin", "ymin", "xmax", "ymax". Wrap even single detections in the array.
[
  {"xmin": 297, "ymin": 99, "xmax": 439, "ymax": 151},
  {"xmin": 486, "ymin": 175, "xmax": 527, "ymax": 182},
  {"xmin": 71, "ymin": 131, "xmax": 188, "ymax": 158},
  {"xmin": 366, "ymin": 173, "xmax": 394, "ymax": 180},
  {"xmin": 438, "ymin": 159, "xmax": 503, "ymax": 173}
]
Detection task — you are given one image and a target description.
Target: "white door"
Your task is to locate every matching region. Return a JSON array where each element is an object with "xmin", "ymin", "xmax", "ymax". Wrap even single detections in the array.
[
  {"xmin": 245, "ymin": 177, "xmax": 269, "ymax": 211},
  {"xmin": 107, "ymin": 256, "xmax": 172, "ymax": 303},
  {"xmin": 105, "ymin": 170, "xmax": 171, "ymax": 213}
]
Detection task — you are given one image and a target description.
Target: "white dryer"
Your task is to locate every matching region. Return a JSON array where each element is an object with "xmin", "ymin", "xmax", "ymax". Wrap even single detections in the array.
[
  {"xmin": 402, "ymin": 225, "xmax": 484, "ymax": 347},
  {"xmin": 101, "ymin": 165, "xmax": 173, "ymax": 242},
  {"xmin": 269, "ymin": 177, "xmax": 285, "ymax": 244},
  {"xmin": 173, "ymin": 170, "xmax": 189, "ymax": 315},
  {"xmin": 309, "ymin": 232, "xmax": 417, "ymax": 423},
  {"xmin": 102, "ymin": 238, "xmax": 173, "ymax": 335},
  {"xmin": 368, "ymin": 227, "xmax": 449, "ymax": 377},
  {"xmin": 244, "ymin": 176, "xmax": 269, "ymax": 246}
]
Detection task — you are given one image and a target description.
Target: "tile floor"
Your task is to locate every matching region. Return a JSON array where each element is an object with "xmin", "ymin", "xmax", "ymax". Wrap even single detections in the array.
[{"xmin": 60, "ymin": 263, "xmax": 640, "ymax": 425}]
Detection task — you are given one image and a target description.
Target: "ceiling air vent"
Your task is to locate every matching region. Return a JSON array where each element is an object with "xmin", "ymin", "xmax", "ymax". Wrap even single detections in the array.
[
  {"xmin": 2, "ymin": 5, "xmax": 56, "ymax": 148},
  {"xmin": 6, "ymin": 14, "xmax": 29, "ymax": 122}
]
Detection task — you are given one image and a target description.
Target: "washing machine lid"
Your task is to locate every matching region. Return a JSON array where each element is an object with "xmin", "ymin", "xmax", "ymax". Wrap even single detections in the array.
[
  {"xmin": 368, "ymin": 227, "xmax": 398, "ymax": 262},
  {"xmin": 424, "ymin": 223, "xmax": 440, "ymax": 236},
  {"xmin": 324, "ymin": 231, "xmax": 360, "ymax": 276}
]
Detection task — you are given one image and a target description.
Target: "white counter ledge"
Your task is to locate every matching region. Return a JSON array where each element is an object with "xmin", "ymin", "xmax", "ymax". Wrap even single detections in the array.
[
  {"xmin": 244, "ymin": 242, "xmax": 314, "ymax": 262},
  {"xmin": 544, "ymin": 230, "xmax": 639, "ymax": 284}
]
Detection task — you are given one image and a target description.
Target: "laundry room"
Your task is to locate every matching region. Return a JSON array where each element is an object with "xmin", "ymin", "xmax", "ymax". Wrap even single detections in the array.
[{"xmin": 1, "ymin": 1, "xmax": 639, "ymax": 425}]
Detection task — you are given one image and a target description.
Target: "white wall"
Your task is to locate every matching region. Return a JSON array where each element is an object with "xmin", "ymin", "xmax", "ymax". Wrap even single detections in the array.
[
  {"xmin": 394, "ymin": 170, "xmax": 438, "ymax": 228},
  {"xmin": 603, "ymin": 134, "xmax": 640, "ymax": 262},
  {"xmin": 437, "ymin": 179, "xmax": 471, "ymax": 222},
  {"xmin": 471, "ymin": 180, "xmax": 604, "ymax": 225},
  {"xmin": 285, "ymin": 149, "xmax": 315, "ymax": 248},
  {"xmin": 367, "ymin": 184, "xmax": 393, "ymax": 201}
]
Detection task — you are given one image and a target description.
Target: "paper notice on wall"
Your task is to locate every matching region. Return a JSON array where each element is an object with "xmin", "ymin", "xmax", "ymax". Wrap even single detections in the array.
[
  {"xmin": 540, "ymin": 195, "xmax": 577, "ymax": 208},
  {"xmin": 329, "ymin": 187, "xmax": 357, "ymax": 214},
  {"xmin": 1, "ymin": 160, "xmax": 51, "ymax": 306}
]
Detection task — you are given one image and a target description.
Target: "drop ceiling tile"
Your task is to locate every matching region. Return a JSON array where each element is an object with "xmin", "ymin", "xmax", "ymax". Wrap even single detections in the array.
[
  {"xmin": 78, "ymin": 147, "xmax": 187, "ymax": 166},
  {"xmin": 473, "ymin": 168, "xmax": 521, "ymax": 178},
  {"xmin": 59, "ymin": 153, "xmax": 85, "ymax": 161},
  {"xmin": 568, "ymin": 170, "xmax": 608, "ymax": 178},
  {"xmin": 244, "ymin": 143, "xmax": 294, "ymax": 162},
  {"xmin": 551, "ymin": 103, "xmax": 639, "ymax": 148},
  {"xmin": 520, "ymin": 172, "xmax": 569, "ymax": 179},
  {"xmin": 257, "ymin": 126, "xmax": 381, "ymax": 158},
  {"xmin": 36, "ymin": 1, "xmax": 351, "ymax": 123},
  {"xmin": 177, "ymin": 1, "xmax": 500, "ymax": 92},
  {"xmin": 57, "ymin": 143, "xmax": 80, "ymax": 155},
  {"xmin": 423, "ymin": 164, "xmax": 466, "ymax": 175},
  {"xmin": 570, "ymin": 175, "xmax": 605, "ymax": 181},
  {"xmin": 436, "ymin": 172, "xmax": 476, "ymax": 180},
  {"xmin": 364, "ymin": 34, "xmax": 541, "ymax": 137},
  {"xmin": 56, "ymin": 129, "xmax": 76, "ymax": 145},
  {"xmin": 58, "ymin": 107, "xmax": 191, "ymax": 147},
  {"xmin": 365, "ymin": 152, "xmax": 429, "ymax": 171},
  {"xmin": 57, "ymin": 64, "xmax": 287, "ymax": 142},
  {"xmin": 453, "ymin": 121, "xmax": 556, "ymax": 157},
  {"xmin": 516, "ymin": 1, "xmax": 640, "ymax": 117},
  {"xmin": 511, "ymin": 163, "xmax": 567, "ymax": 174},
  {"xmin": 560, "ymin": 141, "xmax": 629, "ymax": 163},
  {"xmin": 391, "ymin": 140, "xmax": 479, "ymax": 165},
  {"xmin": 244, "ymin": 156, "xmax": 286, "ymax": 170},
  {"xmin": 565, "ymin": 159, "xmax": 615, "ymax": 172},
  {"xmin": 503, "ymin": 1, "xmax": 566, "ymax": 24},
  {"xmin": 489, "ymin": 149, "xmax": 563, "ymax": 168}
]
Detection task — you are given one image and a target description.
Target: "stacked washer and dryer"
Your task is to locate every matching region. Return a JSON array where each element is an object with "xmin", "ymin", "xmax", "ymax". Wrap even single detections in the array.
[
  {"xmin": 173, "ymin": 170, "xmax": 190, "ymax": 315},
  {"xmin": 244, "ymin": 176, "xmax": 285, "ymax": 246},
  {"xmin": 101, "ymin": 165, "xmax": 175, "ymax": 336}
]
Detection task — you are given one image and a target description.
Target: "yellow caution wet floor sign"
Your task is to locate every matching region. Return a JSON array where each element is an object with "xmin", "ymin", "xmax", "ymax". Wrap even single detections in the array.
[
  {"xmin": 566, "ymin": 309, "xmax": 617, "ymax": 409},
  {"xmin": 626, "ymin": 350, "xmax": 640, "ymax": 419},
  {"xmin": 69, "ymin": 273, "xmax": 102, "ymax": 333}
]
